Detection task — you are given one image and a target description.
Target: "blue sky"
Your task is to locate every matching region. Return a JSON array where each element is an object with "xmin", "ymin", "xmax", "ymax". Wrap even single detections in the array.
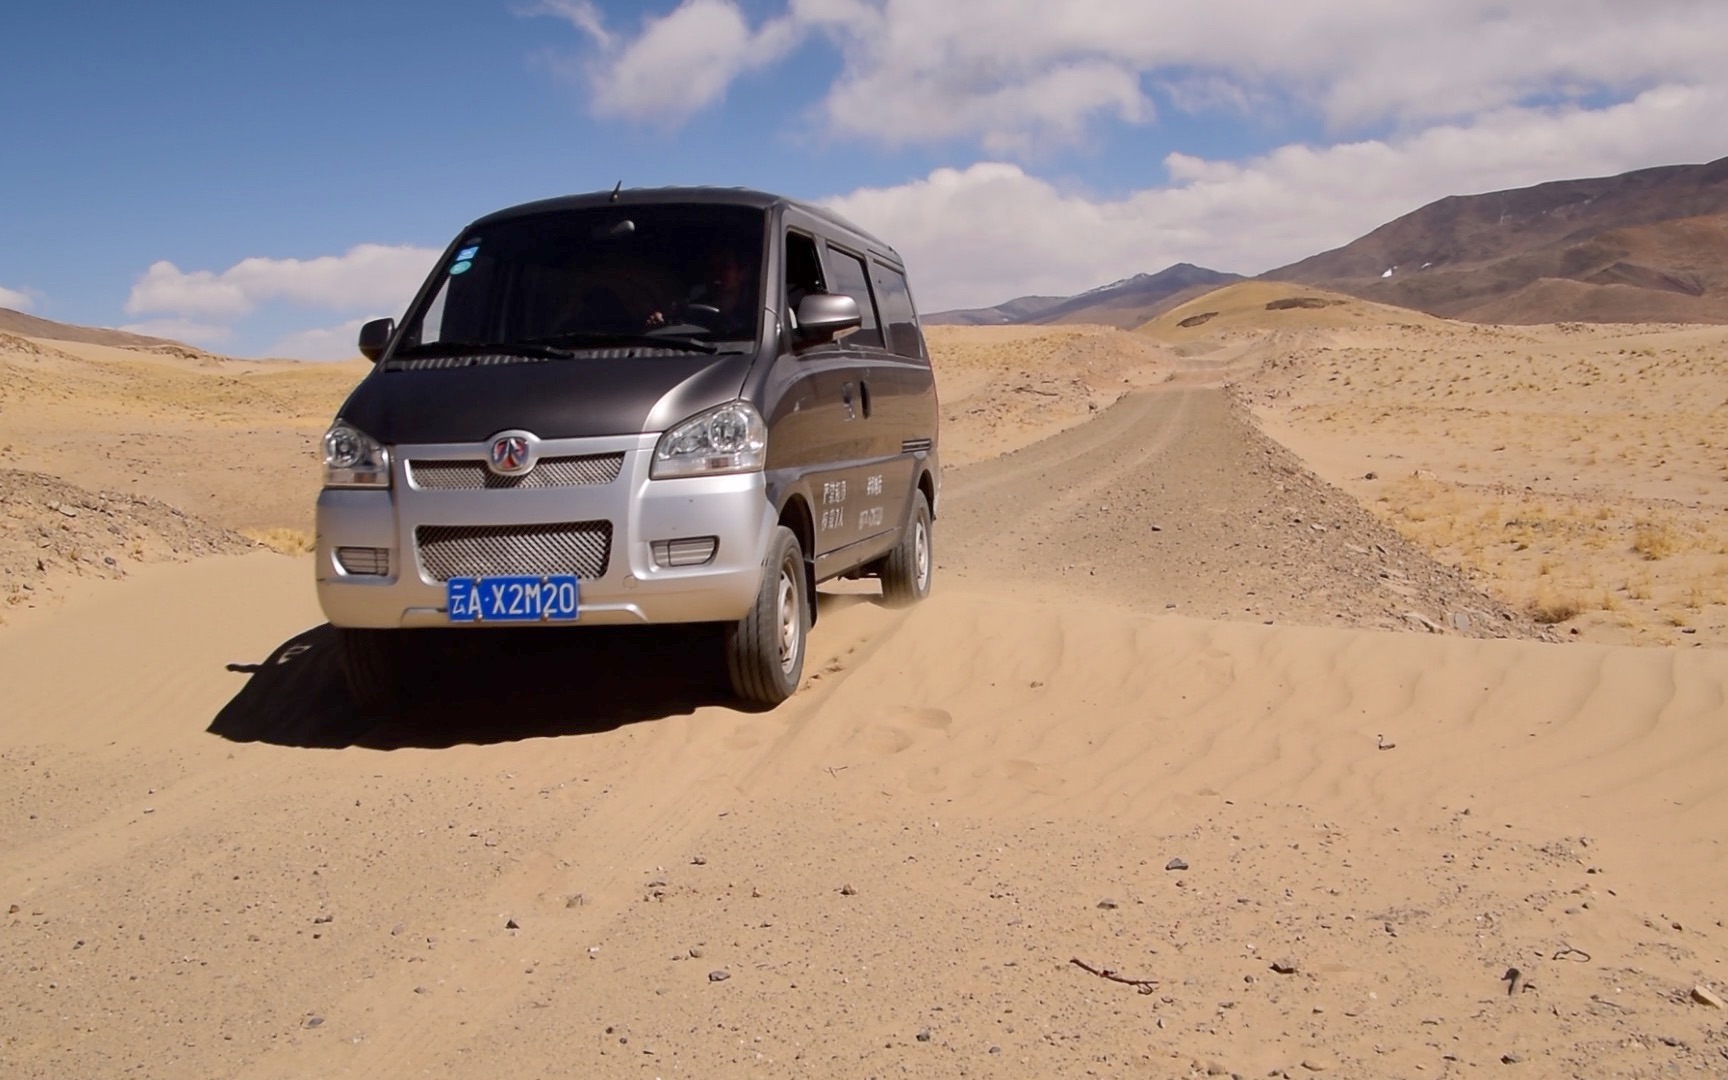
[{"xmin": 3, "ymin": 0, "xmax": 1723, "ymax": 358}]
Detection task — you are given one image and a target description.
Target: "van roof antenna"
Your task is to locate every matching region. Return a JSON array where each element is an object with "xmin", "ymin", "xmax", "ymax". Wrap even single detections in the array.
[{"xmin": 609, "ymin": 181, "xmax": 622, "ymax": 202}]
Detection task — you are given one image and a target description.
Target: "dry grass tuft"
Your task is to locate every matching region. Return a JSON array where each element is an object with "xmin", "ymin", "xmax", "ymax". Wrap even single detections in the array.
[
  {"xmin": 1527, "ymin": 586, "xmax": 1584, "ymax": 625},
  {"xmin": 1631, "ymin": 521, "xmax": 1681, "ymax": 560},
  {"xmin": 242, "ymin": 527, "xmax": 316, "ymax": 555}
]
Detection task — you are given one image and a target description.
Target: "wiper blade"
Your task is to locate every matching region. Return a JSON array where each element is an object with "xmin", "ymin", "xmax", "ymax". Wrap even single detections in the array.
[
  {"xmin": 519, "ymin": 331, "xmax": 718, "ymax": 354},
  {"xmin": 393, "ymin": 340, "xmax": 574, "ymax": 360}
]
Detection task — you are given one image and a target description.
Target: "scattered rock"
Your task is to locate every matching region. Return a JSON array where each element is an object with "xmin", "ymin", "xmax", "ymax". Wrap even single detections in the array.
[
  {"xmin": 565, "ymin": 894, "xmax": 586, "ymax": 908},
  {"xmin": 1300, "ymin": 1054, "xmax": 1334, "ymax": 1071},
  {"xmin": 1501, "ymin": 1052, "xmax": 1522, "ymax": 1064},
  {"xmin": 708, "ymin": 970, "xmax": 730, "ymax": 983},
  {"xmin": 690, "ymin": 855, "xmax": 706, "ymax": 865},
  {"xmin": 915, "ymin": 1028, "xmax": 931, "ymax": 1042},
  {"xmin": 1270, "ymin": 959, "xmax": 1299, "ymax": 975},
  {"xmin": 390, "ymin": 923, "xmax": 404, "ymax": 936},
  {"xmin": 1166, "ymin": 858, "xmax": 1189, "ymax": 871},
  {"xmin": 688, "ymin": 946, "xmax": 704, "ymax": 959},
  {"xmin": 1404, "ymin": 611, "xmax": 1443, "ymax": 633},
  {"xmin": 505, "ymin": 918, "xmax": 520, "ymax": 931},
  {"xmin": 1691, "ymin": 984, "xmax": 1725, "ymax": 1009},
  {"xmin": 1096, "ymin": 898, "xmax": 1119, "ymax": 909},
  {"xmin": 413, "ymin": 985, "xmax": 429, "ymax": 995},
  {"xmin": 840, "ymin": 883, "xmax": 857, "ymax": 896},
  {"xmin": 313, "ymin": 914, "xmax": 333, "ymax": 925},
  {"xmin": 304, "ymin": 1015, "xmax": 325, "ymax": 1029}
]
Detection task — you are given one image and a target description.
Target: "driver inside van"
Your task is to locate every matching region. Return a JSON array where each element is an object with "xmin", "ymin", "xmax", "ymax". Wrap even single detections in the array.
[{"xmin": 646, "ymin": 246, "xmax": 753, "ymax": 333}]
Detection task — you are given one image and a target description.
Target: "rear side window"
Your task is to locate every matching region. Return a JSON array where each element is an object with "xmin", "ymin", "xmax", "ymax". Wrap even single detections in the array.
[
  {"xmin": 824, "ymin": 246, "xmax": 883, "ymax": 349},
  {"xmin": 870, "ymin": 262, "xmax": 922, "ymax": 360}
]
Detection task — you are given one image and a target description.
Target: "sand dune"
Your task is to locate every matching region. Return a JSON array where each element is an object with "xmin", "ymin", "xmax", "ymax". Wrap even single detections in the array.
[{"xmin": 4, "ymin": 322, "xmax": 1727, "ymax": 1078}]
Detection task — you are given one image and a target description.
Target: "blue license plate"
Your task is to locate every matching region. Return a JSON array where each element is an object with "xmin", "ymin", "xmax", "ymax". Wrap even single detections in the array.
[{"xmin": 446, "ymin": 575, "xmax": 580, "ymax": 623}]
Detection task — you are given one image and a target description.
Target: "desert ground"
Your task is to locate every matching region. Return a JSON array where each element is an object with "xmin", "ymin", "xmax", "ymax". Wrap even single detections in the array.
[{"xmin": 3, "ymin": 309, "xmax": 1727, "ymax": 1079}]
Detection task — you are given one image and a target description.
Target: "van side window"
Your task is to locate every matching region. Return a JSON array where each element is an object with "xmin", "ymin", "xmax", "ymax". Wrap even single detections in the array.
[
  {"xmin": 785, "ymin": 231, "xmax": 825, "ymax": 325},
  {"xmin": 870, "ymin": 262, "xmax": 922, "ymax": 360},
  {"xmin": 824, "ymin": 247, "xmax": 883, "ymax": 348}
]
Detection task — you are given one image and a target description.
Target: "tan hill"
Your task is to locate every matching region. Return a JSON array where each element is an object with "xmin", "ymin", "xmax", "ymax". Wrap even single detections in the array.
[
  {"xmin": 1262, "ymin": 155, "xmax": 1728, "ymax": 323},
  {"xmin": 1138, "ymin": 280, "xmax": 1445, "ymax": 345},
  {"xmin": 0, "ymin": 305, "xmax": 202, "ymax": 351}
]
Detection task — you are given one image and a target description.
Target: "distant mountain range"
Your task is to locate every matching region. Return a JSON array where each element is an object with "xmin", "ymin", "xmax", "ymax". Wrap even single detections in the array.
[
  {"xmin": 924, "ymin": 264, "xmax": 1243, "ymax": 328},
  {"xmin": 928, "ymin": 155, "xmax": 1728, "ymax": 328}
]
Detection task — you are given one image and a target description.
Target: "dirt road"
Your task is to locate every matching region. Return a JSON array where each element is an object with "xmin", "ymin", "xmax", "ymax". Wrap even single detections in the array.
[{"xmin": 942, "ymin": 385, "xmax": 1543, "ymax": 637}]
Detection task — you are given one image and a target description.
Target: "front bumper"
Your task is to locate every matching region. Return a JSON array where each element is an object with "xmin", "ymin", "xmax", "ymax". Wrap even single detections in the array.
[{"xmin": 315, "ymin": 433, "xmax": 776, "ymax": 629}]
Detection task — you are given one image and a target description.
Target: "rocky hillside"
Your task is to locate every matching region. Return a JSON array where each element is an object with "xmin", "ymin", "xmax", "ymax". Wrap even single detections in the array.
[{"xmin": 1263, "ymin": 156, "xmax": 1728, "ymax": 323}]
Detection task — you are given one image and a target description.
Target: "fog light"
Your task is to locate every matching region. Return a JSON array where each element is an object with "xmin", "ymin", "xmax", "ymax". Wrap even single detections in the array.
[
  {"xmin": 651, "ymin": 537, "xmax": 718, "ymax": 568},
  {"xmin": 336, "ymin": 546, "xmax": 390, "ymax": 575}
]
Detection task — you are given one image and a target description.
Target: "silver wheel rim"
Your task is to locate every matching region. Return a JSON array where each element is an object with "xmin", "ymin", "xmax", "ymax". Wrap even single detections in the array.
[
  {"xmin": 913, "ymin": 517, "xmax": 931, "ymax": 593},
  {"xmin": 776, "ymin": 563, "xmax": 800, "ymax": 675}
]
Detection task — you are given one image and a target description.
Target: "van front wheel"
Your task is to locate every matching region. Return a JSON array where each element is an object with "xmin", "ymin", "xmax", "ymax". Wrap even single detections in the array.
[
  {"xmin": 879, "ymin": 490, "xmax": 932, "ymax": 606},
  {"xmin": 334, "ymin": 627, "xmax": 402, "ymax": 716},
  {"xmin": 724, "ymin": 527, "xmax": 807, "ymax": 706}
]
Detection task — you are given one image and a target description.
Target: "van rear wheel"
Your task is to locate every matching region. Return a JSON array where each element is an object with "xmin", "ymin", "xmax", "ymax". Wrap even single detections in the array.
[
  {"xmin": 334, "ymin": 627, "xmax": 402, "ymax": 716},
  {"xmin": 879, "ymin": 490, "xmax": 932, "ymax": 606},
  {"xmin": 724, "ymin": 527, "xmax": 807, "ymax": 706}
]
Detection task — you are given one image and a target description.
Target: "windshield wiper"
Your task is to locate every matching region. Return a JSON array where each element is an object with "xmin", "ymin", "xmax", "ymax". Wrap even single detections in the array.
[
  {"xmin": 519, "ymin": 331, "xmax": 719, "ymax": 354},
  {"xmin": 393, "ymin": 340, "xmax": 575, "ymax": 360}
]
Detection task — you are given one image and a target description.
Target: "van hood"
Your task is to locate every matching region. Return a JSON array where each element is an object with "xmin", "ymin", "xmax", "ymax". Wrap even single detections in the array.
[{"xmin": 336, "ymin": 349, "xmax": 756, "ymax": 445}]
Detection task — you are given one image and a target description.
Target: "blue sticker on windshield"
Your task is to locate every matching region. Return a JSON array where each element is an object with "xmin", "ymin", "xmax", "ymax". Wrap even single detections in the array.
[
  {"xmin": 457, "ymin": 245, "xmax": 480, "ymax": 261},
  {"xmin": 449, "ymin": 260, "xmax": 472, "ymax": 275}
]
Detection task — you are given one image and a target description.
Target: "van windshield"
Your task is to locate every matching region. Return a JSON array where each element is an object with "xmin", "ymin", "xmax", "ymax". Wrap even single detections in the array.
[{"xmin": 400, "ymin": 204, "xmax": 766, "ymax": 355}]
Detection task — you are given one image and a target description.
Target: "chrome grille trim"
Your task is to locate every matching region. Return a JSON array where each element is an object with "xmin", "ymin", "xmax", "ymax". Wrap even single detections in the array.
[
  {"xmin": 408, "ymin": 453, "xmax": 625, "ymax": 490},
  {"xmin": 415, "ymin": 521, "xmax": 612, "ymax": 582}
]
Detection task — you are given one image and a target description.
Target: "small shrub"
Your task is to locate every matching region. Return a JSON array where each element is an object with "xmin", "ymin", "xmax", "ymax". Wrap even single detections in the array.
[{"xmin": 242, "ymin": 527, "xmax": 316, "ymax": 555}]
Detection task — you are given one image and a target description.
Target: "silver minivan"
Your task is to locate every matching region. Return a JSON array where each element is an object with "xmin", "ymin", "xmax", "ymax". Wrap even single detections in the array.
[{"xmin": 315, "ymin": 187, "xmax": 940, "ymax": 708}]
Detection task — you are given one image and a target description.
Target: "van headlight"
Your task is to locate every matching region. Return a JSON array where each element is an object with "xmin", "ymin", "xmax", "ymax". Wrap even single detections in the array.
[
  {"xmin": 651, "ymin": 401, "xmax": 767, "ymax": 478},
  {"xmin": 322, "ymin": 420, "xmax": 391, "ymax": 488}
]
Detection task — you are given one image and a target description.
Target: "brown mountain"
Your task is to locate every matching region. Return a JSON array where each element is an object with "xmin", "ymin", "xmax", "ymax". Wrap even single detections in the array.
[
  {"xmin": 0, "ymin": 307, "xmax": 196, "ymax": 350},
  {"xmin": 1263, "ymin": 155, "xmax": 1728, "ymax": 323}
]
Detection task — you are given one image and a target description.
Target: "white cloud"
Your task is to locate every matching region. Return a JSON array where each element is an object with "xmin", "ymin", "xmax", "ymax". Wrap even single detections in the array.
[
  {"xmin": 539, "ymin": 0, "xmax": 1728, "ymax": 152},
  {"xmin": 117, "ymin": 318, "xmax": 233, "ymax": 346},
  {"xmin": 0, "ymin": 284, "xmax": 34, "ymax": 311},
  {"xmin": 267, "ymin": 317, "xmax": 375, "ymax": 361},
  {"xmin": 823, "ymin": 85, "xmax": 1728, "ymax": 311},
  {"xmin": 125, "ymin": 243, "xmax": 438, "ymax": 318},
  {"xmin": 535, "ymin": 0, "xmax": 799, "ymax": 124}
]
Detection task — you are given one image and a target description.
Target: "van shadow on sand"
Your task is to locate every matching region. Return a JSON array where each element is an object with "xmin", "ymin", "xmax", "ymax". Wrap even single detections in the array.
[{"xmin": 206, "ymin": 622, "xmax": 738, "ymax": 749}]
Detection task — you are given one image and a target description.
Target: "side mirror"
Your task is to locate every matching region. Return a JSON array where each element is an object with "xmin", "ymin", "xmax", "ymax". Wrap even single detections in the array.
[
  {"xmin": 357, "ymin": 317, "xmax": 395, "ymax": 362},
  {"xmin": 793, "ymin": 293, "xmax": 861, "ymax": 345}
]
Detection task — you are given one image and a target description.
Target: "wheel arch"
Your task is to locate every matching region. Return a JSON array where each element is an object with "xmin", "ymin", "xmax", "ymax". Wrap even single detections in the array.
[{"xmin": 777, "ymin": 491, "xmax": 818, "ymax": 627}]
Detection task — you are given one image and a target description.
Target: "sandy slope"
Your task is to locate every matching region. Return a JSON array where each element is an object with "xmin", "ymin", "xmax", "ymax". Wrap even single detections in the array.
[{"xmin": 4, "ymin": 326, "xmax": 1728, "ymax": 1079}]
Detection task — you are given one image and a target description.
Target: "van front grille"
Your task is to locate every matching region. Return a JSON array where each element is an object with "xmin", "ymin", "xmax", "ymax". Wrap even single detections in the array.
[
  {"xmin": 415, "ymin": 521, "xmax": 612, "ymax": 582},
  {"xmin": 408, "ymin": 453, "xmax": 624, "ymax": 490}
]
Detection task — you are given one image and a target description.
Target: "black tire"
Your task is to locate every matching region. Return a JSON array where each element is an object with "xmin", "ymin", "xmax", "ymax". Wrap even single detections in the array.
[
  {"xmin": 724, "ymin": 527, "xmax": 807, "ymax": 706},
  {"xmin": 334, "ymin": 627, "xmax": 402, "ymax": 716},
  {"xmin": 880, "ymin": 490, "xmax": 933, "ymax": 606}
]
